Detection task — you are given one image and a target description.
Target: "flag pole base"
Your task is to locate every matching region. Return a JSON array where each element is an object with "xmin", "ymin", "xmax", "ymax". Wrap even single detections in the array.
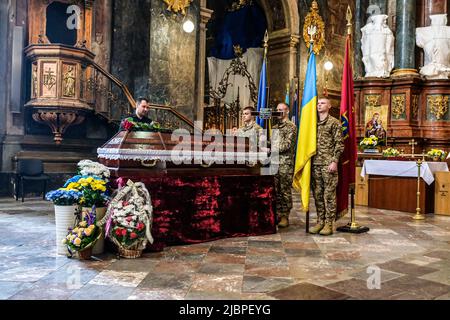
[{"xmin": 337, "ymin": 222, "xmax": 369, "ymax": 234}]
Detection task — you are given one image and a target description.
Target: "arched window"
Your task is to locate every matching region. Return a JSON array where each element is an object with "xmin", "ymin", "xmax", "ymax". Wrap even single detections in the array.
[{"xmin": 46, "ymin": 1, "xmax": 77, "ymax": 46}]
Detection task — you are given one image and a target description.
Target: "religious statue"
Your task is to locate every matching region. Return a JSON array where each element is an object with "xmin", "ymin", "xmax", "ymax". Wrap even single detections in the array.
[
  {"xmin": 416, "ymin": 14, "xmax": 450, "ymax": 79},
  {"xmin": 365, "ymin": 112, "xmax": 386, "ymax": 143},
  {"xmin": 361, "ymin": 14, "xmax": 395, "ymax": 78}
]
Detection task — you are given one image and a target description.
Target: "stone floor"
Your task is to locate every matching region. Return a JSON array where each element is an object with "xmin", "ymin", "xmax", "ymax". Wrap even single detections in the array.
[{"xmin": 0, "ymin": 196, "xmax": 449, "ymax": 300}]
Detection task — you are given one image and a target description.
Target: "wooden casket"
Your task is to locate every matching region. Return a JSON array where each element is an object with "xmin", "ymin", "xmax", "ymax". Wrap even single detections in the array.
[
  {"xmin": 97, "ymin": 130, "xmax": 277, "ymax": 249},
  {"xmin": 97, "ymin": 130, "xmax": 268, "ymax": 177}
]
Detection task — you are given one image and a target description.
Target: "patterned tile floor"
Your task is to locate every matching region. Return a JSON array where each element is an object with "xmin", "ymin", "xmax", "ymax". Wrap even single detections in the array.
[{"xmin": 0, "ymin": 196, "xmax": 449, "ymax": 300}]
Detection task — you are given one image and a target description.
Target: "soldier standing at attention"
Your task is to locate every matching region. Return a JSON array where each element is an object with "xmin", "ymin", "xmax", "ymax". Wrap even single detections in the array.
[
  {"xmin": 232, "ymin": 106, "xmax": 263, "ymax": 139},
  {"xmin": 272, "ymin": 102, "xmax": 297, "ymax": 228},
  {"xmin": 309, "ymin": 98, "xmax": 344, "ymax": 236}
]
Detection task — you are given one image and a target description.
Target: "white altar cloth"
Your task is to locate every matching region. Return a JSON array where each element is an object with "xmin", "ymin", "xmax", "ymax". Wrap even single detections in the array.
[{"xmin": 361, "ymin": 160, "xmax": 449, "ymax": 185}]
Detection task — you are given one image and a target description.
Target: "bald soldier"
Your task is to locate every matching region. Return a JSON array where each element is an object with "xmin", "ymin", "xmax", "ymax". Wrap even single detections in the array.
[
  {"xmin": 272, "ymin": 102, "xmax": 297, "ymax": 228},
  {"xmin": 309, "ymin": 98, "xmax": 344, "ymax": 236}
]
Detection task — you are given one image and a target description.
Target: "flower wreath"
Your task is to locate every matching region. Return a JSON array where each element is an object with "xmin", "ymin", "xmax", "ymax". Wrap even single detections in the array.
[{"xmin": 98, "ymin": 180, "xmax": 153, "ymax": 251}]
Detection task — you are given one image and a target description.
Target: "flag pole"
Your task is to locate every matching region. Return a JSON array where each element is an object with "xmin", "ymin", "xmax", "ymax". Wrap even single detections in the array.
[
  {"xmin": 337, "ymin": 6, "xmax": 369, "ymax": 234},
  {"xmin": 264, "ymin": 30, "xmax": 269, "ymax": 131},
  {"xmin": 304, "ymin": 27, "xmax": 316, "ymax": 234}
]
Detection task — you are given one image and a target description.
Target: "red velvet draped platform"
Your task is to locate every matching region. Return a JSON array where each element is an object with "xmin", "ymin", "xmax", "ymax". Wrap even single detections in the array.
[{"xmin": 114, "ymin": 175, "xmax": 276, "ymax": 251}]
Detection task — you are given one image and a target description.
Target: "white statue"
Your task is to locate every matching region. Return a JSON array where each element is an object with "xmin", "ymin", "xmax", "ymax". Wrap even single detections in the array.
[
  {"xmin": 361, "ymin": 14, "xmax": 395, "ymax": 78},
  {"xmin": 416, "ymin": 14, "xmax": 450, "ymax": 79}
]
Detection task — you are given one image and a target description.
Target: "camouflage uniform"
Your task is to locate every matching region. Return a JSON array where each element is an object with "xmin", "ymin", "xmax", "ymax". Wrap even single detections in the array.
[
  {"xmin": 312, "ymin": 115, "xmax": 344, "ymax": 224},
  {"xmin": 236, "ymin": 121, "xmax": 263, "ymax": 140},
  {"xmin": 272, "ymin": 120, "xmax": 297, "ymax": 219},
  {"xmin": 235, "ymin": 121, "xmax": 264, "ymax": 156}
]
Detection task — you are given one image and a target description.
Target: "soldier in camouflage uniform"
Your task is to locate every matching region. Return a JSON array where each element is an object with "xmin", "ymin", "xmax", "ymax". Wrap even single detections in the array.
[
  {"xmin": 233, "ymin": 106, "xmax": 264, "ymax": 154},
  {"xmin": 272, "ymin": 103, "xmax": 297, "ymax": 228},
  {"xmin": 234, "ymin": 106, "xmax": 263, "ymax": 138},
  {"xmin": 309, "ymin": 98, "xmax": 344, "ymax": 236}
]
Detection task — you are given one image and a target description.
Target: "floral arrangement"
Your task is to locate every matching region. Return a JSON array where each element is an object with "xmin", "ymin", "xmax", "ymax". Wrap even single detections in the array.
[
  {"xmin": 63, "ymin": 206, "xmax": 100, "ymax": 254},
  {"xmin": 99, "ymin": 180, "xmax": 153, "ymax": 254},
  {"xmin": 110, "ymin": 200, "xmax": 147, "ymax": 248},
  {"xmin": 63, "ymin": 175, "xmax": 110, "ymax": 207},
  {"xmin": 121, "ymin": 118, "xmax": 172, "ymax": 133},
  {"xmin": 383, "ymin": 147, "xmax": 400, "ymax": 157},
  {"xmin": 77, "ymin": 160, "xmax": 110, "ymax": 180},
  {"xmin": 45, "ymin": 189, "xmax": 81, "ymax": 206},
  {"xmin": 359, "ymin": 135, "xmax": 379, "ymax": 149},
  {"xmin": 427, "ymin": 149, "xmax": 447, "ymax": 161}
]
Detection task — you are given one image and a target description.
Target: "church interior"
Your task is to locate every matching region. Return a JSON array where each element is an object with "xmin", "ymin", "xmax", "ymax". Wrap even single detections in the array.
[{"xmin": 0, "ymin": 0, "xmax": 449, "ymax": 302}]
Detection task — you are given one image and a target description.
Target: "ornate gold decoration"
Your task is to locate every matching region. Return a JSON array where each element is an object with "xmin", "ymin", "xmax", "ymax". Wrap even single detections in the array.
[
  {"xmin": 141, "ymin": 160, "xmax": 158, "ymax": 167},
  {"xmin": 412, "ymin": 95, "xmax": 419, "ymax": 120},
  {"xmin": 302, "ymin": 0, "xmax": 325, "ymax": 55},
  {"xmin": 428, "ymin": 95, "xmax": 449, "ymax": 120},
  {"xmin": 346, "ymin": 6, "xmax": 352, "ymax": 35},
  {"xmin": 233, "ymin": 45, "xmax": 243, "ymax": 58},
  {"xmin": 229, "ymin": 0, "xmax": 253, "ymax": 12},
  {"xmin": 391, "ymin": 94, "xmax": 406, "ymax": 120},
  {"xmin": 365, "ymin": 95, "xmax": 380, "ymax": 108},
  {"xmin": 63, "ymin": 65, "xmax": 76, "ymax": 97},
  {"xmin": 163, "ymin": 0, "xmax": 193, "ymax": 15}
]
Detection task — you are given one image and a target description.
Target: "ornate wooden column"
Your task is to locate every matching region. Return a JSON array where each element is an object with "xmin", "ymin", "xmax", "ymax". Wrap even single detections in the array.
[{"xmin": 195, "ymin": 2, "xmax": 212, "ymax": 123}]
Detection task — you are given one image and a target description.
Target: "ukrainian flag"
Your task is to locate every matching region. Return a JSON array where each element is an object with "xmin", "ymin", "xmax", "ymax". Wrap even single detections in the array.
[{"xmin": 293, "ymin": 49, "xmax": 317, "ymax": 211}]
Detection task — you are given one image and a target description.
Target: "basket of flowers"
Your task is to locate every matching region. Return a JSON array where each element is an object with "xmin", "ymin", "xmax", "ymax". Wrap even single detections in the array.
[
  {"xmin": 62, "ymin": 161, "xmax": 111, "ymax": 254},
  {"xmin": 382, "ymin": 147, "xmax": 401, "ymax": 158},
  {"xmin": 98, "ymin": 179, "xmax": 153, "ymax": 259},
  {"xmin": 63, "ymin": 206, "xmax": 101, "ymax": 260},
  {"xmin": 426, "ymin": 149, "xmax": 447, "ymax": 162},
  {"xmin": 359, "ymin": 135, "xmax": 379, "ymax": 153}
]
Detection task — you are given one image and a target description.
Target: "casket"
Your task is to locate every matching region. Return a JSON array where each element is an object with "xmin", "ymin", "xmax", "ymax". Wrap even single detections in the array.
[
  {"xmin": 97, "ymin": 130, "xmax": 267, "ymax": 177},
  {"xmin": 97, "ymin": 130, "xmax": 277, "ymax": 249}
]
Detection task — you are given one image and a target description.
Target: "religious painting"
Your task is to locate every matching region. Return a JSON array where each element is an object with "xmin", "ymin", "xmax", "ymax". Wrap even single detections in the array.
[
  {"xmin": 41, "ymin": 62, "xmax": 57, "ymax": 97},
  {"xmin": 364, "ymin": 104, "xmax": 388, "ymax": 146}
]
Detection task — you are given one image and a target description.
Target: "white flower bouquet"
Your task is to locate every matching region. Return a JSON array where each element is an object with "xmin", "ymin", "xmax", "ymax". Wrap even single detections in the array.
[{"xmin": 77, "ymin": 160, "xmax": 110, "ymax": 180}]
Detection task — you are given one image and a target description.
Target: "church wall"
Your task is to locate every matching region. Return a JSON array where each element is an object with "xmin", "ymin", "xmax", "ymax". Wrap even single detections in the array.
[
  {"xmin": 148, "ymin": 0, "xmax": 199, "ymax": 120},
  {"xmin": 111, "ymin": 0, "xmax": 151, "ymax": 120},
  {"xmin": 0, "ymin": 0, "xmax": 26, "ymax": 195}
]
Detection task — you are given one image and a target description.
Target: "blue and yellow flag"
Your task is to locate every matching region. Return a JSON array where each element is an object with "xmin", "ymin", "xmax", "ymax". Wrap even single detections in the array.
[
  {"xmin": 293, "ymin": 49, "xmax": 317, "ymax": 211},
  {"xmin": 256, "ymin": 57, "xmax": 267, "ymax": 127}
]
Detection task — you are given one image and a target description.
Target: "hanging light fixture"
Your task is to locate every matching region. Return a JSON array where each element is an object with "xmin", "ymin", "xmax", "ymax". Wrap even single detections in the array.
[
  {"xmin": 182, "ymin": 16, "xmax": 195, "ymax": 33},
  {"xmin": 323, "ymin": 58, "xmax": 333, "ymax": 97}
]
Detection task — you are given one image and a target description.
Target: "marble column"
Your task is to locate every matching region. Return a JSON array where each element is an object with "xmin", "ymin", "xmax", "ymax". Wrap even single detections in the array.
[
  {"xmin": 392, "ymin": 0, "xmax": 419, "ymax": 77},
  {"xmin": 355, "ymin": 0, "xmax": 388, "ymax": 78},
  {"xmin": 194, "ymin": 3, "xmax": 212, "ymax": 123}
]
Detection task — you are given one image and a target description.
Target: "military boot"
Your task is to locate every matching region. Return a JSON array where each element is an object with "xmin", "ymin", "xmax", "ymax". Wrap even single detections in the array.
[
  {"xmin": 309, "ymin": 221, "xmax": 325, "ymax": 234},
  {"xmin": 278, "ymin": 216, "xmax": 289, "ymax": 228},
  {"xmin": 319, "ymin": 223, "xmax": 333, "ymax": 236}
]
